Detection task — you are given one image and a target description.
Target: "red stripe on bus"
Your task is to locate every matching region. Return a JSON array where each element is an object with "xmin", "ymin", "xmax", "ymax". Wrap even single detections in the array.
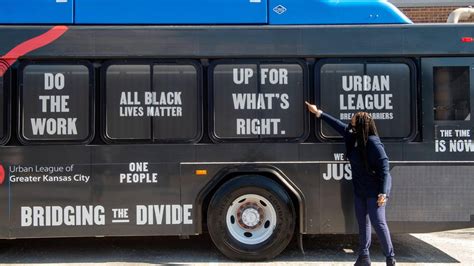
[
  {"xmin": 0, "ymin": 25, "xmax": 69, "ymax": 77},
  {"xmin": 0, "ymin": 164, "xmax": 4, "ymax": 185}
]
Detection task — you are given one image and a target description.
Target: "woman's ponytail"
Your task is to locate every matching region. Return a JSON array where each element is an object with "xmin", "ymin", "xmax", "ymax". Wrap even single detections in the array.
[{"xmin": 353, "ymin": 112, "xmax": 378, "ymax": 171}]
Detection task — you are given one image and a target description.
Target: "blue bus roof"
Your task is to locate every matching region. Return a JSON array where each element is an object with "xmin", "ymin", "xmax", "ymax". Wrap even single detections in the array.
[{"xmin": 0, "ymin": 0, "xmax": 412, "ymax": 25}]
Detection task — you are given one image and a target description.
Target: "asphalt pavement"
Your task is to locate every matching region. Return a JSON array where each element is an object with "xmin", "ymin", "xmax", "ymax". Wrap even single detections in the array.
[{"xmin": 0, "ymin": 228, "xmax": 472, "ymax": 265}]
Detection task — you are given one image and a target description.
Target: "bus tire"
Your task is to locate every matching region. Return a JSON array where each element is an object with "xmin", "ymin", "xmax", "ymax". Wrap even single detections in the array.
[{"xmin": 207, "ymin": 175, "xmax": 295, "ymax": 261}]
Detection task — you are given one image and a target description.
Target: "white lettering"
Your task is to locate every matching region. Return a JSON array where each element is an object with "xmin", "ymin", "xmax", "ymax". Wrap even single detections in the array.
[
  {"xmin": 30, "ymin": 118, "xmax": 77, "ymax": 136},
  {"xmin": 135, "ymin": 204, "xmax": 193, "ymax": 225},
  {"xmin": 233, "ymin": 68, "xmax": 254, "ymax": 85}
]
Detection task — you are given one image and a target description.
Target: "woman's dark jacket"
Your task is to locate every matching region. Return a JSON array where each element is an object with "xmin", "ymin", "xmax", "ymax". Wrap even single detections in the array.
[{"xmin": 321, "ymin": 112, "xmax": 392, "ymax": 198}]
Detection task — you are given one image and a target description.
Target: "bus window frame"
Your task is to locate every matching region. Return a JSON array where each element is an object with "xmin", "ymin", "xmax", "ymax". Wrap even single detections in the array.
[
  {"xmin": 314, "ymin": 58, "xmax": 418, "ymax": 143},
  {"xmin": 208, "ymin": 58, "xmax": 310, "ymax": 143},
  {"xmin": 0, "ymin": 65, "xmax": 11, "ymax": 145},
  {"xmin": 18, "ymin": 61, "xmax": 95, "ymax": 145},
  {"xmin": 100, "ymin": 60, "xmax": 203, "ymax": 144},
  {"xmin": 421, "ymin": 57, "xmax": 474, "ymax": 141}
]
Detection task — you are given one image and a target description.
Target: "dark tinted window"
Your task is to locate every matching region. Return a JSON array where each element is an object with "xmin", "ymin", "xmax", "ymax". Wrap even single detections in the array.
[
  {"xmin": 105, "ymin": 63, "xmax": 200, "ymax": 142},
  {"xmin": 212, "ymin": 62, "xmax": 305, "ymax": 141},
  {"xmin": 106, "ymin": 65, "xmax": 152, "ymax": 140},
  {"xmin": 152, "ymin": 65, "xmax": 200, "ymax": 141},
  {"xmin": 260, "ymin": 64, "xmax": 305, "ymax": 139},
  {"xmin": 319, "ymin": 62, "xmax": 413, "ymax": 139},
  {"xmin": 213, "ymin": 64, "xmax": 258, "ymax": 139},
  {"xmin": 434, "ymin": 67, "xmax": 470, "ymax": 121},
  {"xmin": 0, "ymin": 75, "xmax": 4, "ymax": 142},
  {"xmin": 21, "ymin": 64, "xmax": 91, "ymax": 141}
]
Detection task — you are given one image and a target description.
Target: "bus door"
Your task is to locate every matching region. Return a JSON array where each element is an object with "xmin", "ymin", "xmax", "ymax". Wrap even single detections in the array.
[
  {"xmin": 418, "ymin": 58, "xmax": 474, "ymax": 225},
  {"xmin": 422, "ymin": 58, "xmax": 474, "ymax": 158}
]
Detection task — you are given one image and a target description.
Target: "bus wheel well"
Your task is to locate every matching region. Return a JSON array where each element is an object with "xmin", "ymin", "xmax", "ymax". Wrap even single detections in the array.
[{"xmin": 199, "ymin": 168, "xmax": 303, "ymax": 234}]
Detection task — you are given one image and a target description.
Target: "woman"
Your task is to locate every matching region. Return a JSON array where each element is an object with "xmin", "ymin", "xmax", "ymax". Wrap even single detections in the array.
[{"xmin": 305, "ymin": 101, "xmax": 395, "ymax": 266}]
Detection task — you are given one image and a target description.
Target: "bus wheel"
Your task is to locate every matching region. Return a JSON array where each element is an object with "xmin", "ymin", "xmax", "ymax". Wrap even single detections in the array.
[{"xmin": 207, "ymin": 175, "xmax": 295, "ymax": 261}]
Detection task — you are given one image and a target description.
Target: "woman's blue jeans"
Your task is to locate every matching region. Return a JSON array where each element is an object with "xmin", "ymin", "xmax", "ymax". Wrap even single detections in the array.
[{"xmin": 354, "ymin": 195, "xmax": 395, "ymax": 258}]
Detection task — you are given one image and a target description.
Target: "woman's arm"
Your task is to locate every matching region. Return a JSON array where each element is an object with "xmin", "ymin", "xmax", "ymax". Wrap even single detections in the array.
[
  {"xmin": 320, "ymin": 112, "xmax": 348, "ymax": 137},
  {"xmin": 368, "ymin": 139, "xmax": 392, "ymax": 197},
  {"xmin": 305, "ymin": 101, "xmax": 347, "ymax": 137}
]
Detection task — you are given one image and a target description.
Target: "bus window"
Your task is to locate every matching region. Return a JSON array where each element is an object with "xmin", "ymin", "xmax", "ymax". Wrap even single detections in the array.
[
  {"xmin": 433, "ymin": 67, "xmax": 470, "ymax": 121},
  {"xmin": 0, "ymin": 75, "xmax": 4, "ymax": 143},
  {"xmin": 213, "ymin": 63, "xmax": 258, "ymax": 140},
  {"xmin": 259, "ymin": 64, "xmax": 305, "ymax": 139},
  {"xmin": 105, "ymin": 65, "xmax": 152, "ymax": 140},
  {"xmin": 212, "ymin": 62, "xmax": 306, "ymax": 141},
  {"xmin": 21, "ymin": 64, "xmax": 92, "ymax": 142},
  {"xmin": 152, "ymin": 64, "xmax": 200, "ymax": 142},
  {"xmin": 318, "ymin": 61, "xmax": 414, "ymax": 140},
  {"xmin": 320, "ymin": 63, "xmax": 364, "ymax": 139},
  {"xmin": 105, "ymin": 63, "xmax": 201, "ymax": 142}
]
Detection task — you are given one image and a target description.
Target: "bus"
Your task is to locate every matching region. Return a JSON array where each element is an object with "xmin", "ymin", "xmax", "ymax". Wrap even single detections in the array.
[{"xmin": 0, "ymin": 0, "xmax": 473, "ymax": 261}]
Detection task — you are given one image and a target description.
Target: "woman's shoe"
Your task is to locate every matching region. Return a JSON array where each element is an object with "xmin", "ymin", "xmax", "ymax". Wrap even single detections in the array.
[
  {"xmin": 354, "ymin": 255, "xmax": 371, "ymax": 266},
  {"xmin": 386, "ymin": 257, "xmax": 396, "ymax": 265}
]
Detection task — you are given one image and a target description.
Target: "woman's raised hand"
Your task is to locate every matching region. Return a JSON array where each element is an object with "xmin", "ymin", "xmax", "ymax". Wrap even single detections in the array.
[{"xmin": 305, "ymin": 101, "xmax": 322, "ymax": 117}]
